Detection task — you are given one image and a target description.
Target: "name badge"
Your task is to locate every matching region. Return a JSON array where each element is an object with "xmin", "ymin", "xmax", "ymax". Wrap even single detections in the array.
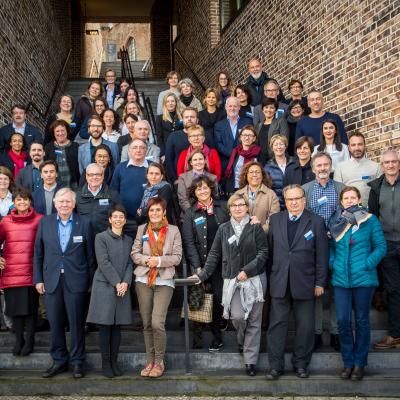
[
  {"xmin": 70, "ymin": 122, "xmax": 77, "ymax": 128},
  {"xmin": 145, "ymin": 155, "xmax": 153, "ymax": 160},
  {"xmin": 245, "ymin": 111, "xmax": 254, "ymax": 118},
  {"xmin": 361, "ymin": 175, "xmax": 370, "ymax": 180},
  {"xmin": 99, "ymin": 199, "xmax": 109, "ymax": 206},
  {"xmin": 194, "ymin": 217, "xmax": 206, "ymax": 225},
  {"xmin": 352, "ymin": 225, "xmax": 359, "ymax": 234},
  {"xmin": 304, "ymin": 230, "xmax": 314, "ymax": 241},
  {"xmin": 54, "ymin": 150, "xmax": 63, "ymax": 155},
  {"xmin": 317, "ymin": 196, "xmax": 328, "ymax": 206},
  {"xmin": 142, "ymin": 234, "xmax": 149, "ymax": 242},
  {"xmin": 228, "ymin": 235, "xmax": 236, "ymax": 245},
  {"xmin": 276, "ymin": 109, "xmax": 284, "ymax": 119},
  {"xmin": 73, "ymin": 236, "xmax": 83, "ymax": 243}
]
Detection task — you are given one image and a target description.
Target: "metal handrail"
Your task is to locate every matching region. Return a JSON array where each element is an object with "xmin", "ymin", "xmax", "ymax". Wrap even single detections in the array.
[
  {"xmin": 140, "ymin": 92, "xmax": 157, "ymax": 145},
  {"xmin": 120, "ymin": 46, "xmax": 136, "ymax": 91},
  {"xmin": 26, "ymin": 48, "xmax": 72, "ymax": 121},
  {"xmin": 173, "ymin": 47, "xmax": 206, "ymax": 91}
]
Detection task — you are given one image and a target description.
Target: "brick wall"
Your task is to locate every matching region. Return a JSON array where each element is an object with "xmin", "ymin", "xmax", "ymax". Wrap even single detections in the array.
[
  {"xmin": 0, "ymin": 0, "xmax": 72, "ymax": 129},
  {"xmin": 174, "ymin": 0, "xmax": 400, "ymax": 158}
]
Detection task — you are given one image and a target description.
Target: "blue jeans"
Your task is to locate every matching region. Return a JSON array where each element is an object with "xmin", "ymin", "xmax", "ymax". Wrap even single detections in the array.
[{"xmin": 334, "ymin": 286, "xmax": 375, "ymax": 368}]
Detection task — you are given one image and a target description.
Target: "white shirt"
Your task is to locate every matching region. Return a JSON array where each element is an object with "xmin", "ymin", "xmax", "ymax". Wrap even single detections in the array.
[{"xmin": 0, "ymin": 191, "xmax": 13, "ymax": 217}]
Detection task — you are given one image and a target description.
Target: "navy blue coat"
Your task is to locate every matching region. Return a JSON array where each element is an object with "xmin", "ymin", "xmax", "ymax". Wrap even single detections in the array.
[
  {"xmin": 32, "ymin": 183, "xmax": 64, "ymax": 215},
  {"xmin": 214, "ymin": 117, "xmax": 252, "ymax": 170},
  {"xmin": 33, "ymin": 213, "xmax": 96, "ymax": 294},
  {"xmin": 0, "ymin": 123, "xmax": 43, "ymax": 152}
]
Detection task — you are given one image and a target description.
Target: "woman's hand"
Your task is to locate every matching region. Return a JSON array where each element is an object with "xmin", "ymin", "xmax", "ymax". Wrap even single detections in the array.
[
  {"xmin": 237, "ymin": 271, "xmax": 248, "ymax": 281},
  {"xmin": 116, "ymin": 282, "xmax": 129, "ymax": 297},
  {"xmin": 146, "ymin": 256, "xmax": 159, "ymax": 268},
  {"xmin": 35, "ymin": 283, "xmax": 45, "ymax": 295},
  {"xmin": 250, "ymin": 215, "xmax": 261, "ymax": 225},
  {"xmin": 0, "ymin": 257, "xmax": 5, "ymax": 270}
]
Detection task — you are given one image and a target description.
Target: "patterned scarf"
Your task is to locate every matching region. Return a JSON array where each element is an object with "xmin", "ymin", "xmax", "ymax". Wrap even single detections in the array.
[
  {"xmin": 146, "ymin": 217, "xmax": 168, "ymax": 287},
  {"xmin": 8, "ymin": 150, "xmax": 27, "ymax": 178},
  {"xmin": 225, "ymin": 144, "xmax": 261, "ymax": 179},
  {"xmin": 139, "ymin": 181, "xmax": 170, "ymax": 213},
  {"xmin": 183, "ymin": 144, "xmax": 212, "ymax": 172},
  {"xmin": 196, "ymin": 199, "xmax": 214, "ymax": 215}
]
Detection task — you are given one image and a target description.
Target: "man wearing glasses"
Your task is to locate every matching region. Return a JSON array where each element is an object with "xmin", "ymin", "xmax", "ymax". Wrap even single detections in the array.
[
  {"xmin": 111, "ymin": 138, "xmax": 148, "ymax": 237},
  {"xmin": 266, "ymin": 184, "xmax": 328, "ymax": 380}
]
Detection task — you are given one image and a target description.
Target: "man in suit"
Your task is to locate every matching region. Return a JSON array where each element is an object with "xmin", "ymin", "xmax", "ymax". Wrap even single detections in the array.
[
  {"xmin": 266, "ymin": 184, "xmax": 328, "ymax": 380},
  {"xmin": 0, "ymin": 104, "xmax": 43, "ymax": 152},
  {"xmin": 32, "ymin": 160, "xmax": 63, "ymax": 216},
  {"xmin": 16, "ymin": 141, "xmax": 45, "ymax": 192},
  {"xmin": 78, "ymin": 115, "xmax": 119, "ymax": 174},
  {"xmin": 33, "ymin": 188, "xmax": 95, "ymax": 379},
  {"xmin": 214, "ymin": 96, "xmax": 252, "ymax": 171}
]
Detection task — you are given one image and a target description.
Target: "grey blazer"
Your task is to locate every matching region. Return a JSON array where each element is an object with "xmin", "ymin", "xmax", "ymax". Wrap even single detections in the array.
[{"xmin": 253, "ymin": 102, "xmax": 289, "ymax": 128}]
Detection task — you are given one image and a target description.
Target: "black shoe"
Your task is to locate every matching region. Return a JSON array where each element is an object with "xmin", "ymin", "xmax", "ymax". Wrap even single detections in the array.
[
  {"xmin": 351, "ymin": 366, "xmax": 364, "ymax": 381},
  {"xmin": 72, "ymin": 364, "xmax": 84, "ymax": 379},
  {"xmin": 42, "ymin": 363, "xmax": 68, "ymax": 378},
  {"xmin": 111, "ymin": 357, "xmax": 123, "ymax": 377},
  {"xmin": 209, "ymin": 340, "xmax": 223, "ymax": 353},
  {"xmin": 102, "ymin": 358, "xmax": 115, "ymax": 378},
  {"xmin": 314, "ymin": 334, "xmax": 323, "ymax": 350},
  {"xmin": 294, "ymin": 367, "xmax": 310, "ymax": 378},
  {"xmin": 330, "ymin": 334, "xmax": 341, "ymax": 351},
  {"xmin": 12, "ymin": 337, "xmax": 25, "ymax": 356},
  {"xmin": 266, "ymin": 369, "xmax": 283, "ymax": 380},
  {"xmin": 340, "ymin": 367, "xmax": 353, "ymax": 379},
  {"xmin": 238, "ymin": 345, "xmax": 243, "ymax": 354},
  {"xmin": 245, "ymin": 364, "xmax": 256, "ymax": 376},
  {"xmin": 20, "ymin": 336, "xmax": 34, "ymax": 356}
]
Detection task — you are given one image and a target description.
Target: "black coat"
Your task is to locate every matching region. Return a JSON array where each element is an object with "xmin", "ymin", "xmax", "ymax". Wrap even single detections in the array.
[
  {"xmin": 0, "ymin": 123, "xmax": 43, "ymax": 152},
  {"xmin": 75, "ymin": 184, "xmax": 121, "ymax": 236},
  {"xmin": 198, "ymin": 220, "xmax": 268, "ymax": 281},
  {"xmin": 44, "ymin": 141, "xmax": 80, "ymax": 186},
  {"xmin": 283, "ymin": 159, "xmax": 315, "ymax": 186},
  {"xmin": 367, "ymin": 174, "xmax": 385, "ymax": 218},
  {"xmin": 182, "ymin": 200, "xmax": 229, "ymax": 271},
  {"xmin": 198, "ymin": 108, "xmax": 226, "ymax": 148},
  {"xmin": 268, "ymin": 209, "xmax": 328, "ymax": 300},
  {"xmin": 155, "ymin": 114, "xmax": 182, "ymax": 156},
  {"xmin": 16, "ymin": 163, "xmax": 41, "ymax": 191}
]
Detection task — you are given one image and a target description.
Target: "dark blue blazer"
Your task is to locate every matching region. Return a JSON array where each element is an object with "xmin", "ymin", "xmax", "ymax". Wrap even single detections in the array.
[
  {"xmin": 0, "ymin": 123, "xmax": 43, "ymax": 152},
  {"xmin": 33, "ymin": 212, "xmax": 96, "ymax": 294},
  {"xmin": 214, "ymin": 117, "xmax": 252, "ymax": 170},
  {"xmin": 103, "ymin": 83, "xmax": 120, "ymax": 106},
  {"xmin": 32, "ymin": 183, "xmax": 64, "ymax": 215}
]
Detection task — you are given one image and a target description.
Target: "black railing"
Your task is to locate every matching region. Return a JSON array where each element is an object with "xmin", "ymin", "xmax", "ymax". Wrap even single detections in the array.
[
  {"xmin": 173, "ymin": 47, "xmax": 206, "ymax": 92},
  {"xmin": 26, "ymin": 48, "xmax": 72, "ymax": 121},
  {"xmin": 120, "ymin": 46, "xmax": 136, "ymax": 91},
  {"xmin": 140, "ymin": 92, "xmax": 157, "ymax": 145}
]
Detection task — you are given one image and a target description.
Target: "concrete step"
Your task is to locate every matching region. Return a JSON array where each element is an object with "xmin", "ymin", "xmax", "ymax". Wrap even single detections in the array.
[
  {"xmin": 0, "ymin": 369, "xmax": 400, "ymax": 396},
  {"xmin": 99, "ymin": 61, "xmax": 150, "ymax": 79}
]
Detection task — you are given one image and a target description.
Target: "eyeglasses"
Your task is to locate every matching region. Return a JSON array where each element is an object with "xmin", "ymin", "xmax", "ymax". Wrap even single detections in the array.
[
  {"xmin": 96, "ymin": 155, "xmax": 109, "ymax": 159},
  {"xmin": 285, "ymin": 196, "xmax": 304, "ymax": 202},
  {"xmin": 86, "ymin": 173, "xmax": 103, "ymax": 178},
  {"xmin": 131, "ymin": 146, "xmax": 146, "ymax": 150},
  {"xmin": 265, "ymin": 89, "xmax": 278, "ymax": 93},
  {"xmin": 189, "ymin": 134, "xmax": 204, "ymax": 139},
  {"xmin": 241, "ymin": 134, "xmax": 255, "ymax": 138},
  {"xmin": 230, "ymin": 203, "xmax": 247, "ymax": 209}
]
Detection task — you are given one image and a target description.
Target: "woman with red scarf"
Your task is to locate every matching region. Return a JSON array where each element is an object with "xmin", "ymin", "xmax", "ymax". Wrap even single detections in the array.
[
  {"xmin": 176, "ymin": 124, "xmax": 221, "ymax": 181},
  {"xmin": 131, "ymin": 197, "xmax": 182, "ymax": 378},
  {"xmin": 0, "ymin": 133, "xmax": 28, "ymax": 178},
  {"xmin": 224, "ymin": 125, "xmax": 261, "ymax": 194}
]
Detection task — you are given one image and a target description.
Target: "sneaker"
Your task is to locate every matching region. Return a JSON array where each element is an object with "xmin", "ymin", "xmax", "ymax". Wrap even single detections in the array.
[{"xmin": 209, "ymin": 341, "xmax": 223, "ymax": 353}]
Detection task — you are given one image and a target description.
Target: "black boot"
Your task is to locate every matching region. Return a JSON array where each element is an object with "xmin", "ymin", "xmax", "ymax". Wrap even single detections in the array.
[
  {"xmin": 98, "ymin": 326, "xmax": 114, "ymax": 378},
  {"xmin": 110, "ymin": 325, "xmax": 122, "ymax": 376},
  {"xmin": 21, "ymin": 315, "xmax": 36, "ymax": 356},
  {"xmin": 12, "ymin": 317, "xmax": 25, "ymax": 356}
]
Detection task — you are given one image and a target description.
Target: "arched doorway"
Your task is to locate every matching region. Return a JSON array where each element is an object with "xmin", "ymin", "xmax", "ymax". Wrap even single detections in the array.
[{"xmin": 126, "ymin": 36, "xmax": 136, "ymax": 61}]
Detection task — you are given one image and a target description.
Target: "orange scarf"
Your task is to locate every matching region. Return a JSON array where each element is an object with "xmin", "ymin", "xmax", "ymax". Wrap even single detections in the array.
[{"xmin": 146, "ymin": 217, "xmax": 168, "ymax": 287}]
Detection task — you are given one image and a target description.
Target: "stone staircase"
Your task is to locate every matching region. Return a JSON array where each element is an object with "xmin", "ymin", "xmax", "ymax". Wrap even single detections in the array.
[
  {"xmin": 99, "ymin": 61, "xmax": 151, "ymax": 79},
  {"xmin": 65, "ymin": 78, "xmax": 167, "ymax": 116},
  {"xmin": 0, "ymin": 308, "xmax": 399, "ymax": 396}
]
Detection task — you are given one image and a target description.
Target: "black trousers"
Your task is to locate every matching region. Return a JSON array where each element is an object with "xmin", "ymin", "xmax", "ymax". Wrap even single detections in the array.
[
  {"xmin": 45, "ymin": 275, "xmax": 88, "ymax": 365},
  {"xmin": 267, "ymin": 284, "xmax": 315, "ymax": 371},
  {"xmin": 381, "ymin": 240, "xmax": 400, "ymax": 338}
]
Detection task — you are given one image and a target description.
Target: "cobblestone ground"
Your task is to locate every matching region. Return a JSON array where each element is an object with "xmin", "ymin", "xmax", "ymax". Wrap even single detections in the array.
[{"xmin": 0, "ymin": 397, "xmax": 399, "ymax": 400}]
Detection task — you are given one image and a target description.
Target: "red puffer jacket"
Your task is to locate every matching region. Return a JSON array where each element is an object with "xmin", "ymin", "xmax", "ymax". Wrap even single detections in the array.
[{"xmin": 0, "ymin": 208, "xmax": 43, "ymax": 289}]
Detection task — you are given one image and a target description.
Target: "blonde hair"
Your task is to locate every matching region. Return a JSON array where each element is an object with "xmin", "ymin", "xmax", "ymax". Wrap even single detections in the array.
[
  {"xmin": 123, "ymin": 101, "xmax": 144, "ymax": 120},
  {"xmin": 269, "ymin": 134, "xmax": 288, "ymax": 148},
  {"xmin": 162, "ymin": 92, "xmax": 182, "ymax": 122},
  {"xmin": 227, "ymin": 193, "xmax": 249, "ymax": 209}
]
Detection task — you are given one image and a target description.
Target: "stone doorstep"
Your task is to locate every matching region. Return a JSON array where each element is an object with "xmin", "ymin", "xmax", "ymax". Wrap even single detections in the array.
[{"xmin": 0, "ymin": 370, "xmax": 400, "ymax": 397}]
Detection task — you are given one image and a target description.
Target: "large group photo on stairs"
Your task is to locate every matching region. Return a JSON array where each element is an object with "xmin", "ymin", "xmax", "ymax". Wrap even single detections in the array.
[{"xmin": 0, "ymin": 0, "xmax": 399, "ymax": 397}]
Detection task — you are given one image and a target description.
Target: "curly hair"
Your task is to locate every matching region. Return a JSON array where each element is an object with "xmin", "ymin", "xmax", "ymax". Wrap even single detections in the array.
[
  {"xmin": 238, "ymin": 161, "xmax": 272, "ymax": 189},
  {"xmin": 187, "ymin": 175, "xmax": 217, "ymax": 205}
]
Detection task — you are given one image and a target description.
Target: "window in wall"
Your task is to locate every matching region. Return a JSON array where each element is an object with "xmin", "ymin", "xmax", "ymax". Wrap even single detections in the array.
[
  {"xmin": 127, "ymin": 37, "xmax": 136, "ymax": 61},
  {"xmin": 220, "ymin": 0, "xmax": 249, "ymax": 32}
]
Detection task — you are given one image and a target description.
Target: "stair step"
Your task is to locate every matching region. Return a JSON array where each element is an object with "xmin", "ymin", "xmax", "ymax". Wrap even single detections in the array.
[
  {"xmin": 99, "ymin": 61, "xmax": 150, "ymax": 79},
  {"xmin": 0, "ymin": 369, "xmax": 399, "ymax": 396}
]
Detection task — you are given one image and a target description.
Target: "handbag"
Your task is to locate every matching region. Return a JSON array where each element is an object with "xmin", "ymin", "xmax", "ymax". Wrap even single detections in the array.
[{"xmin": 181, "ymin": 292, "xmax": 213, "ymax": 324}]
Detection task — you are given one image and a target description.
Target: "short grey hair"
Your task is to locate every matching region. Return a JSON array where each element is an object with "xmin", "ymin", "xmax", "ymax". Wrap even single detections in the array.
[
  {"xmin": 128, "ymin": 138, "xmax": 148, "ymax": 149},
  {"xmin": 53, "ymin": 187, "xmax": 76, "ymax": 203},
  {"xmin": 311, "ymin": 152, "xmax": 332, "ymax": 168},
  {"xmin": 283, "ymin": 184, "xmax": 305, "ymax": 199},
  {"xmin": 86, "ymin": 163, "xmax": 103, "ymax": 174},
  {"xmin": 225, "ymin": 96, "xmax": 240, "ymax": 107},
  {"xmin": 380, "ymin": 149, "xmax": 400, "ymax": 164},
  {"xmin": 134, "ymin": 119, "xmax": 151, "ymax": 131},
  {"xmin": 179, "ymin": 78, "xmax": 194, "ymax": 89}
]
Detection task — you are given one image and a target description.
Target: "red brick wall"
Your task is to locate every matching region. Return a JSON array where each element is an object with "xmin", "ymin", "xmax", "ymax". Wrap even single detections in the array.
[{"xmin": 174, "ymin": 0, "xmax": 400, "ymax": 157}]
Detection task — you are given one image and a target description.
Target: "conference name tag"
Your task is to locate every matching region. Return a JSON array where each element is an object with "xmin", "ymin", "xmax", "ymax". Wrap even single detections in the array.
[
  {"xmin": 70, "ymin": 122, "xmax": 77, "ymax": 128},
  {"xmin": 142, "ymin": 234, "xmax": 149, "ymax": 242},
  {"xmin": 361, "ymin": 175, "xmax": 370, "ymax": 180},
  {"xmin": 304, "ymin": 230, "xmax": 314, "ymax": 241},
  {"xmin": 54, "ymin": 150, "xmax": 63, "ymax": 155},
  {"xmin": 145, "ymin": 155, "xmax": 153, "ymax": 160},
  {"xmin": 352, "ymin": 225, "xmax": 359, "ymax": 234},
  {"xmin": 228, "ymin": 235, "xmax": 236, "ymax": 245},
  {"xmin": 194, "ymin": 217, "xmax": 206, "ymax": 225},
  {"xmin": 99, "ymin": 199, "xmax": 109, "ymax": 206},
  {"xmin": 73, "ymin": 236, "xmax": 83, "ymax": 243},
  {"xmin": 317, "ymin": 196, "xmax": 328, "ymax": 206}
]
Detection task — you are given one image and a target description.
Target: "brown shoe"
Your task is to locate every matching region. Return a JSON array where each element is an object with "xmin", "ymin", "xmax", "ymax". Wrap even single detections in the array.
[
  {"xmin": 140, "ymin": 363, "xmax": 154, "ymax": 377},
  {"xmin": 373, "ymin": 336, "xmax": 400, "ymax": 349},
  {"xmin": 149, "ymin": 361, "xmax": 165, "ymax": 378}
]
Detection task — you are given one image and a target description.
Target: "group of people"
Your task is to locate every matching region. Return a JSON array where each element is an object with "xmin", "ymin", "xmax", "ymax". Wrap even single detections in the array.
[{"xmin": 0, "ymin": 59, "xmax": 398, "ymax": 383}]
